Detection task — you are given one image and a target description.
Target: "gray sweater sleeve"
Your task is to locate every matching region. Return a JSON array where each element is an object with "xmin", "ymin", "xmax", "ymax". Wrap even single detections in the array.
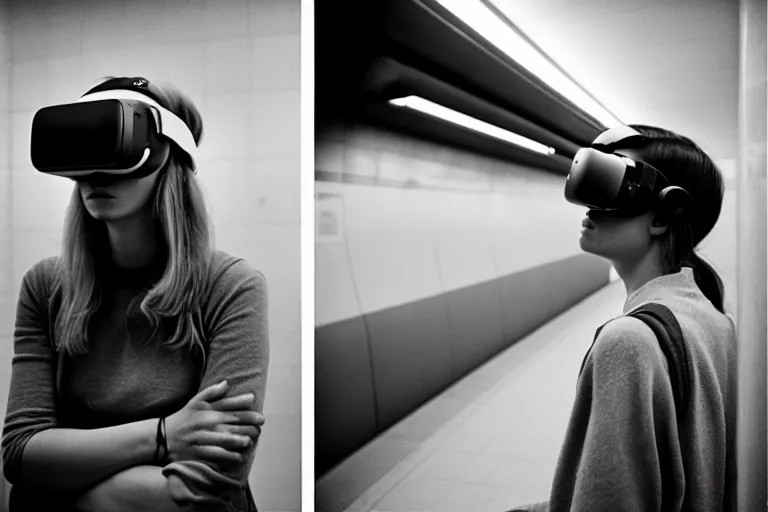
[
  {"xmin": 1, "ymin": 258, "xmax": 59, "ymax": 484},
  {"xmin": 162, "ymin": 256, "xmax": 270, "ymax": 493},
  {"xmin": 545, "ymin": 316, "xmax": 685, "ymax": 511}
]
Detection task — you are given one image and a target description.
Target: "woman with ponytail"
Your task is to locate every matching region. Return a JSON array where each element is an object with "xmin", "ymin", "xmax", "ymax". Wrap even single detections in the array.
[
  {"xmin": 512, "ymin": 125, "xmax": 736, "ymax": 511},
  {"xmin": 1, "ymin": 77, "xmax": 268, "ymax": 511}
]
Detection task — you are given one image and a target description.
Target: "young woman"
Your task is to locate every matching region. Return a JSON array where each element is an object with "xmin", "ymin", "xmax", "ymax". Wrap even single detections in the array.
[
  {"xmin": 512, "ymin": 125, "xmax": 737, "ymax": 511},
  {"xmin": 1, "ymin": 77, "xmax": 269, "ymax": 511}
]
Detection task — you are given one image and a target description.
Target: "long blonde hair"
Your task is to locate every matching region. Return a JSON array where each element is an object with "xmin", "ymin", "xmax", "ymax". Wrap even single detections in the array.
[{"xmin": 52, "ymin": 78, "xmax": 212, "ymax": 357}]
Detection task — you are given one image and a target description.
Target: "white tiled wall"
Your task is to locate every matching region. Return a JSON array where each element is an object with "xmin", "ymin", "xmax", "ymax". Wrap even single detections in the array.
[
  {"xmin": 3, "ymin": 1, "xmax": 300, "ymax": 510},
  {"xmin": 315, "ymin": 124, "xmax": 587, "ymax": 327}
]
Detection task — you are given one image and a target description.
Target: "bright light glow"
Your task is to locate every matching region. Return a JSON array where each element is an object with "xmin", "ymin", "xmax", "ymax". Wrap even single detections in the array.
[
  {"xmin": 435, "ymin": 0, "xmax": 622, "ymax": 128},
  {"xmin": 390, "ymin": 95, "xmax": 556, "ymax": 155}
]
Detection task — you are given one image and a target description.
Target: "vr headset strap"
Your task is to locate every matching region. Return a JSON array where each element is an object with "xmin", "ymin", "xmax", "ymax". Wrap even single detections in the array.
[
  {"xmin": 578, "ymin": 303, "xmax": 690, "ymax": 422},
  {"xmin": 590, "ymin": 125, "xmax": 646, "ymax": 152},
  {"xmin": 77, "ymin": 89, "xmax": 198, "ymax": 163}
]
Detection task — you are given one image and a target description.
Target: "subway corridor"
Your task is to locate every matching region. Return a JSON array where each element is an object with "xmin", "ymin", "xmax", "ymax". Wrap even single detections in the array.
[{"xmin": 318, "ymin": 280, "xmax": 628, "ymax": 512}]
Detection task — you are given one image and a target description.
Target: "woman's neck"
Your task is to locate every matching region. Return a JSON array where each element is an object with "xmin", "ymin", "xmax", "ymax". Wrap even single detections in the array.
[
  {"xmin": 613, "ymin": 249, "xmax": 666, "ymax": 297},
  {"xmin": 105, "ymin": 212, "xmax": 159, "ymax": 269}
]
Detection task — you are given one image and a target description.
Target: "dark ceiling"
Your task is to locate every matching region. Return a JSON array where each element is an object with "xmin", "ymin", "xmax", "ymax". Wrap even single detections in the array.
[{"xmin": 315, "ymin": 0, "xmax": 609, "ymax": 174}]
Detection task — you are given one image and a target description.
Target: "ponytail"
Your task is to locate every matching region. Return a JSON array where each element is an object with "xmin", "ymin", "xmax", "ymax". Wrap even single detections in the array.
[
  {"xmin": 620, "ymin": 124, "xmax": 727, "ymax": 313},
  {"xmin": 664, "ymin": 218, "xmax": 725, "ymax": 314},
  {"xmin": 682, "ymin": 250, "xmax": 725, "ymax": 313}
]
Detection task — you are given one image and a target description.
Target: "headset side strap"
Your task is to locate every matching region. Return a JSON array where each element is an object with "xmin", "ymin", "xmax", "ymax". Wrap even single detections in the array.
[{"xmin": 77, "ymin": 89, "xmax": 198, "ymax": 163}]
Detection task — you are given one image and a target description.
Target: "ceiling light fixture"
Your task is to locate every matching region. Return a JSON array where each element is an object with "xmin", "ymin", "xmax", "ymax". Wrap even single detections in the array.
[
  {"xmin": 390, "ymin": 95, "xmax": 556, "ymax": 155},
  {"xmin": 434, "ymin": 0, "xmax": 622, "ymax": 128}
]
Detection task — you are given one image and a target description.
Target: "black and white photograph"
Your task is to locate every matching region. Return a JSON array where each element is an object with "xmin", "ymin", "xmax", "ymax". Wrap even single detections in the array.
[
  {"xmin": 0, "ymin": 1, "xmax": 301, "ymax": 511},
  {"xmin": 0, "ymin": 1, "xmax": 765, "ymax": 511},
  {"xmin": 314, "ymin": 1, "xmax": 766, "ymax": 511}
]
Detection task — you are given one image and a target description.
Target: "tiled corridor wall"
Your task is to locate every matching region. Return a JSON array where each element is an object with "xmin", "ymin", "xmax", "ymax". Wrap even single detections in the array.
[
  {"xmin": 315, "ymin": 123, "xmax": 612, "ymax": 472},
  {"xmin": 315, "ymin": 123, "xmax": 600, "ymax": 329},
  {"xmin": 1, "ymin": 1, "xmax": 300, "ymax": 510}
]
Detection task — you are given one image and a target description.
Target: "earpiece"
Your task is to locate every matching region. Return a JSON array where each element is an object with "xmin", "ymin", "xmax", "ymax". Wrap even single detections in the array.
[{"xmin": 652, "ymin": 186, "xmax": 693, "ymax": 227}]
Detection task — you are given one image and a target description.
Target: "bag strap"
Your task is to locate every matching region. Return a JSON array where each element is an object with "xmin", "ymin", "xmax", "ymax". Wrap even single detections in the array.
[
  {"xmin": 579, "ymin": 303, "xmax": 690, "ymax": 421},
  {"xmin": 628, "ymin": 303, "xmax": 690, "ymax": 420}
]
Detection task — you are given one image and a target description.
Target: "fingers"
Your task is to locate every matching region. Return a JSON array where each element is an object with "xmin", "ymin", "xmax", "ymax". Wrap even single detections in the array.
[
  {"xmin": 190, "ymin": 445, "xmax": 248, "ymax": 466},
  {"xmin": 202, "ymin": 410, "xmax": 265, "ymax": 428},
  {"xmin": 225, "ymin": 410, "xmax": 266, "ymax": 427},
  {"xmin": 194, "ymin": 431, "xmax": 252, "ymax": 452},
  {"xmin": 191, "ymin": 380, "xmax": 230, "ymax": 403},
  {"xmin": 205, "ymin": 410, "xmax": 254, "ymax": 427},
  {"xmin": 216, "ymin": 423, "xmax": 262, "ymax": 440},
  {"xmin": 189, "ymin": 410, "xmax": 254, "ymax": 435},
  {"xmin": 209, "ymin": 393, "xmax": 255, "ymax": 411}
]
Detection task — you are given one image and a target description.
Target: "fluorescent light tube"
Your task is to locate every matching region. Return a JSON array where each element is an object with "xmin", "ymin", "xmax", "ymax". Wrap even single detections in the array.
[
  {"xmin": 390, "ymin": 95, "xmax": 556, "ymax": 155},
  {"xmin": 434, "ymin": 0, "xmax": 622, "ymax": 128}
]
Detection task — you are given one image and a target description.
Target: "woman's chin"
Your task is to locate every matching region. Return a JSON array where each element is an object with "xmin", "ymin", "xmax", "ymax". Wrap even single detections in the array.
[
  {"xmin": 578, "ymin": 232, "xmax": 599, "ymax": 255},
  {"xmin": 578, "ymin": 232, "xmax": 590, "ymax": 250},
  {"xmin": 87, "ymin": 210, "xmax": 115, "ymax": 222},
  {"xmin": 579, "ymin": 237, "xmax": 615, "ymax": 266},
  {"xmin": 86, "ymin": 209, "xmax": 126, "ymax": 224}
]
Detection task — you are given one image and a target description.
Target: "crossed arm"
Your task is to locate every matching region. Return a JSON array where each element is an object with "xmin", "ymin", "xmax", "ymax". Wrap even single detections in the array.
[
  {"xmin": 1, "ymin": 259, "xmax": 269, "ymax": 511},
  {"xmin": 65, "ymin": 389, "xmax": 260, "ymax": 512}
]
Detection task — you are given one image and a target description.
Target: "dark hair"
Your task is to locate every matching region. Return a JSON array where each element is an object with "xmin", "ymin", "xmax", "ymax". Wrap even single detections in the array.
[{"xmin": 624, "ymin": 124, "xmax": 726, "ymax": 313}]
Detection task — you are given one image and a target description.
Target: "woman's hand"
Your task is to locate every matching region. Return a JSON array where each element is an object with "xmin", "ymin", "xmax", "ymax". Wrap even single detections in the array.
[
  {"xmin": 165, "ymin": 381, "xmax": 263, "ymax": 467},
  {"xmin": 162, "ymin": 380, "xmax": 265, "ymax": 508},
  {"xmin": 209, "ymin": 394, "xmax": 264, "ymax": 442}
]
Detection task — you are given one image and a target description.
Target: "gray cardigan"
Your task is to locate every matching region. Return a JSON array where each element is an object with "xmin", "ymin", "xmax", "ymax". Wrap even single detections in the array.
[{"xmin": 514, "ymin": 268, "xmax": 737, "ymax": 511}]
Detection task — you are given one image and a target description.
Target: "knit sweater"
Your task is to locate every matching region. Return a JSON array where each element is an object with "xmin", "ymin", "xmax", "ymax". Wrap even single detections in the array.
[
  {"xmin": 1, "ymin": 249, "xmax": 269, "ymax": 510},
  {"xmin": 513, "ymin": 267, "xmax": 737, "ymax": 512}
]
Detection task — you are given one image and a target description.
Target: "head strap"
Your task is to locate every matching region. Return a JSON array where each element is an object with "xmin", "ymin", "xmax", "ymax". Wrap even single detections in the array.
[
  {"xmin": 591, "ymin": 125, "xmax": 648, "ymax": 153},
  {"xmin": 78, "ymin": 89, "xmax": 198, "ymax": 164}
]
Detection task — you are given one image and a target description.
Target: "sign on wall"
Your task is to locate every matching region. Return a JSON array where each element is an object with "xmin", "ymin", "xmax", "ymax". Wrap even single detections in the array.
[{"xmin": 315, "ymin": 193, "xmax": 345, "ymax": 243}]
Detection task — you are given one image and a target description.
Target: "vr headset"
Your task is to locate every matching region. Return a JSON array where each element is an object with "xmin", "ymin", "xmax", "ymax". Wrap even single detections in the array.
[
  {"xmin": 564, "ymin": 125, "xmax": 693, "ymax": 224},
  {"xmin": 30, "ymin": 77, "xmax": 198, "ymax": 183}
]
